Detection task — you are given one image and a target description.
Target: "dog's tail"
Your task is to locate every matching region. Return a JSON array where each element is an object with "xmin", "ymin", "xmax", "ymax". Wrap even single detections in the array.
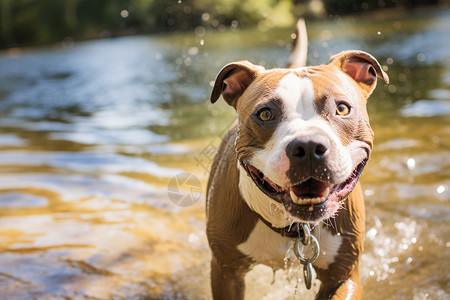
[{"xmin": 288, "ymin": 18, "xmax": 308, "ymax": 68}]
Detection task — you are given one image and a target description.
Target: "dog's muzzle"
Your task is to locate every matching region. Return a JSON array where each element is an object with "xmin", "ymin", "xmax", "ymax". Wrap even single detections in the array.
[{"xmin": 241, "ymin": 155, "xmax": 368, "ymax": 222}]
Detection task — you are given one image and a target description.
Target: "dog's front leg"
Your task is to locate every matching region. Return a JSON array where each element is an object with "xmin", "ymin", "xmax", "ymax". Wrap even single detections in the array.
[
  {"xmin": 210, "ymin": 255, "xmax": 247, "ymax": 300},
  {"xmin": 331, "ymin": 274, "xmax": 362, "ymax": 300},
  {"xmin": 316, "ymin": 271, "xmax": 362, "ymax": 300}
]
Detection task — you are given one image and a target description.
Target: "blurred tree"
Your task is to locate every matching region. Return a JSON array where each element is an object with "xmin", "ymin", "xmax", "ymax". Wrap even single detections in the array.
[
  {"xmin": 0, "ymin": 0, "xmax": 11, "ymax": 45},
  {"xmin": 0, "ymin": 0, "xmax": 446, "ymax": 49},
  {"xmin": 321, "ymin": 0, "xmax": 440, "ymax": 15},
  {"xmin": 147, "ymin": 0, "xmax": 203, "ymax": 32}
]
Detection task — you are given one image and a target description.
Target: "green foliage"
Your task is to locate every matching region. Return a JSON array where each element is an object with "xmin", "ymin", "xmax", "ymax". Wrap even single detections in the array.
[
  {"xmin": 321, "ymin": 0, "xmax": 440, "ymax": 15},
  {"xmin": 0, "ymin": 0, "xmax": 445, "ymax": 49},
  {"xmin": 148, "ymin": 0, "xmax": 203, "ymax": 32}
]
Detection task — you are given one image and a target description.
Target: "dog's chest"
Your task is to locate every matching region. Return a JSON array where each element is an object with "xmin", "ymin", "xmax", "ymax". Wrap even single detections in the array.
[
  {"xmin": 237, "ymin": 221, "xmax": 343, "ymax": 270},
  {"xmin": 238, "ymin": 220, "xmax": 292, "ymax": 267}
]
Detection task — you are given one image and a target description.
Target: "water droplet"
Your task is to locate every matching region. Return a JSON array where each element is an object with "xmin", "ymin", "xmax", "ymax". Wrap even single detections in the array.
[
  {"xmin": 188, "ymin": 47, "xmax": 198, "ymax": 56},
  {"xmin": 188, "ymin": 233, "xmax": 199, "ymax": 243},
  {"xmin": 437, "ymin": 185, "xmax": 446, "ymax": 194},
  {"xmin": 201, "ymin": 13, "xmax": 210, "ymax": 21},
  {"xmin": 364, "ymin": 189, "xmax": 374, "ymax": 197},
  {"xmin": 194, "ymin": 26, "xmax": 206, "ymax": 36},
  {"xmin": 417, "ymin": 53, "xmax": 426, "ymax": 62},
  {"xmin": 120, "ymin": 10, "xmax": 129, "ymax": 18},
  {"xmin": 366, "ymin": 227, "xmax": 377, "ymax": 239},
  {"xmin": 406, "ymin": 158, "xmax": 415, "ymax": 170},
  {"xmin": 388, "ymin": 84, "xmax": 397, "ymax": 93}
]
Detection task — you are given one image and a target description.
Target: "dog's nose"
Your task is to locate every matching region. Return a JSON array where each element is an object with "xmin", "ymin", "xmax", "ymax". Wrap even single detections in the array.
[{"xmin": 286, "ymin": 136, "xmax": 330, "ymax": 162}]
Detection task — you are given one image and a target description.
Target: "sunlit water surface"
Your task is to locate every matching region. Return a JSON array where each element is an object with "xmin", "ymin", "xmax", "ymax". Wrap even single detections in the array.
[{"xmin": 0, "ymin": 9, "xmax": 449, "ymax": 300}]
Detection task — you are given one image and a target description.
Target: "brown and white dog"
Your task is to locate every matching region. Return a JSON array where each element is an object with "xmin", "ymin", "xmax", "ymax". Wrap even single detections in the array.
[{"xmin": 206, "ymin": 20, "xmax": 388, "ymax": 299}]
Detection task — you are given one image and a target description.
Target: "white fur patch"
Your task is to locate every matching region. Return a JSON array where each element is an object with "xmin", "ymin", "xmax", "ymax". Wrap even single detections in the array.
[
  {"xmin": 311, "ymin": 224, "xmax": 342, "ymax": 270},
  {"xmin": 237, "ymin": 218, "xmax": 342, "ymax": 270},
  {"xmin": 277, "ymin": 73, "xmax": 318, "ymax": 121},
  {"xmin": 238, "ymin": 164, "xmax": 290, "ymax": 228},
  {"xmin": 237, "ymin": 220, "xmax": 293, "ymax": 266}
]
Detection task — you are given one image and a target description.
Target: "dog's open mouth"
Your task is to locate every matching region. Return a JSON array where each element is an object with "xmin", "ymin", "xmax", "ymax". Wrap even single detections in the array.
[{"xmin": 243, "ymin": 159, "xmax": 368, "ymax": 221}]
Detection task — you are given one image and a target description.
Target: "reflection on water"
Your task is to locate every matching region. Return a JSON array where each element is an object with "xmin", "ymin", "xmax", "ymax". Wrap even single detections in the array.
[{"xmin": 0, "ymin": 9, "xmax": 449, "ymax": 300}]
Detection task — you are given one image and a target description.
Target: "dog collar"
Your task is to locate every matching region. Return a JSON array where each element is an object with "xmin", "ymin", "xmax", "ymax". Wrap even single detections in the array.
[{"xmin": 256, "ymin": 214, "xmax": 305, "ymax": 239}]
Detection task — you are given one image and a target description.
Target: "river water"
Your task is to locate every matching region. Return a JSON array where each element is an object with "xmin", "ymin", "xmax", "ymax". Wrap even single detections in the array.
[{"xmin": 0, "ymin": 9, "xmax": 449, "ymax": 300}]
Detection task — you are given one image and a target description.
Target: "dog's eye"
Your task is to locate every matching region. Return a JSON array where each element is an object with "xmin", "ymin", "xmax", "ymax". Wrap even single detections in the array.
[
  {"xmin": 336, "ymin": 103, "xmax": 350, "ymax": 116},
  {"xmin": 257, "ymin": 108, "xmax": 273, "ymax": 122}
]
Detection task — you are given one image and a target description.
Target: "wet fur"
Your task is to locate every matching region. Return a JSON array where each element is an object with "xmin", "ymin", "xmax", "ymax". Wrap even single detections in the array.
[{"xmin": 206, "ymin": 20, "xmax": 388, "ymax": 299}]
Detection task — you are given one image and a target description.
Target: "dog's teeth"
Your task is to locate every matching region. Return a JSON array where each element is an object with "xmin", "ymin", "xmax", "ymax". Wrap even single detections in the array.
[
  {"xmin": 322, "ymin": 187, "xmax": 330, "ymax": 197},
  {"xmin": 289, "ymin": 187, "xmax": 330, "ymax": 205},
  {"xmin": 311, "ymin": 197, "xmax": 322, "ymax": 204},
  {"xmin": 290, "ymin": 190, "xmax": 300, "ymax": 203}
]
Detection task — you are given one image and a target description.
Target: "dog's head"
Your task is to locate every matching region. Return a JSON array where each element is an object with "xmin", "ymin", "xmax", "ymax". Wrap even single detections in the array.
[{"xmin": 210, "ymin": 51, "xmax": 388, "ymax": 223}]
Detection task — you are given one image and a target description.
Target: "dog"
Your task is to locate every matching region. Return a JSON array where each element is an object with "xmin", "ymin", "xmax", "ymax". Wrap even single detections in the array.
[{"xmin": 206, "ymin": 20, "xmax": 389, "ymax": 299}]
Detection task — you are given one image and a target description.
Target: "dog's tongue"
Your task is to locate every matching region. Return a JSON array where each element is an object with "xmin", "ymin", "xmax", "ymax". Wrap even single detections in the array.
[{"xmin": 291, "ymin": 178, "xmax": 329, "ymax": 198}]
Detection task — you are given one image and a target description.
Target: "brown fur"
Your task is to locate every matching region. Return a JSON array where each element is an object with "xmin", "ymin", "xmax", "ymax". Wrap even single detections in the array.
[{"xmin": 206, "ymin": 125, "xmax": 257, "ymax": 299}]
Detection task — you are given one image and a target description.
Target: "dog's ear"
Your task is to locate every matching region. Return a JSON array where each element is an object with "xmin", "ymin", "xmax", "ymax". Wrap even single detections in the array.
[
  {"xmin": 329, "ymin": 50, "xmax": 389, "ymax": 97},
  {"xmin": 210, "ymin": 61, "xmax": 264, "ymax": 108}
]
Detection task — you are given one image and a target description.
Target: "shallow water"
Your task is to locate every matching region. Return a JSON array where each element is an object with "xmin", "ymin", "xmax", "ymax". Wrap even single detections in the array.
[{"xmin": 0, "ymin": 9, "xmax": 449, "ymax": 300}]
